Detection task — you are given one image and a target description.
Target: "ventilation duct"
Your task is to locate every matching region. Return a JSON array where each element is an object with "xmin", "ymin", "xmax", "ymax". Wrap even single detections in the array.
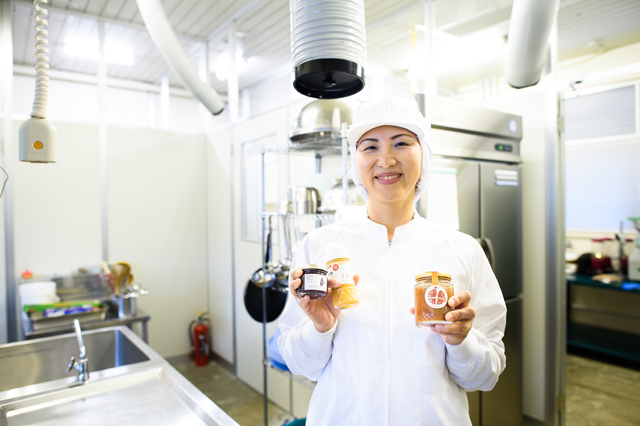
[
  {"xmin": 290, "ymin": 0, "xmax": 366, "ymax": 99},
  {"xmin": 136, "ymin": 0, "xmax": 224, "ymax": 115},
  {"xmin": 504, "ymin": 0, "xmax": 560, "ymax": 89}
]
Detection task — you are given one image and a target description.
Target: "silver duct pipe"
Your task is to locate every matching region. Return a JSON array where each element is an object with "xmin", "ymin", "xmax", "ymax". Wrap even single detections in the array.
[
  {"xmin": 136, "ymin": 0, "xmax": 224, "ymax": 115},
  {"xmin": 290, "ymin": 0, "xmax": 366, "ymax": 99},
  {"xmin": 504, "ymin": 0, "xmax": 560, "ymax": 89}
]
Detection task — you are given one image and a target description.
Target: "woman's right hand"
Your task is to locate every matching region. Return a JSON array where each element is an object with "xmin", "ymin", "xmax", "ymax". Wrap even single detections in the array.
[{"xmin": 289, "ymin": 269, "xmax": 360, "ymax": 333}]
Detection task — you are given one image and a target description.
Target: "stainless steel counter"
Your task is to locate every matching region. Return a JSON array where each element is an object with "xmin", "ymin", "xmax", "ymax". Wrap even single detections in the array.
[{"xmin": 0, "ymin": 326, "xmax": 239, "ymax": 426}]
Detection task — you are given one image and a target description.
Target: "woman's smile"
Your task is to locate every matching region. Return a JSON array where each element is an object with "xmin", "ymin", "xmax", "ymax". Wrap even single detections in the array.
[{"xmin": 375, "ymin": 172, "xmax": 403, "ymax": 184}]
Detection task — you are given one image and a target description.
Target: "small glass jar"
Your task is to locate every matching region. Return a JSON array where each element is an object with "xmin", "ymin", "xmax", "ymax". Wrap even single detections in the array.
[
  {"xmin": 414, "ymin": 271, "xmax": 454, "ymax": 327},
  {"xmin": 297, "ymin": 265, "xmax": 328, "ymax": 299},
  {"xmin": 325, "ymin": 242, "xmax": 360, "ymax": 310}
]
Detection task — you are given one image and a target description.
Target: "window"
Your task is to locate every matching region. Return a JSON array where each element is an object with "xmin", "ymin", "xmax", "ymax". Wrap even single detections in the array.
[{"xmin": 564, "ymin": 82, "xmax": 640, "ymax": 232}]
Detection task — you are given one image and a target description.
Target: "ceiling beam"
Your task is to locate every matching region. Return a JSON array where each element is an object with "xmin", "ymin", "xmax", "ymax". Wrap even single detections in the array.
[{"xmin": 11, "ymin": 0, "xmax": 205, "ymax": 43}]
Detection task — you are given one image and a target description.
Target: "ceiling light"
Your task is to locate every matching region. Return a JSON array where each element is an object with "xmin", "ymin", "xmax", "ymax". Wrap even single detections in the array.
[{"xmin": 62, "ymin": 39, "xmax": 135, "ymax": 66}]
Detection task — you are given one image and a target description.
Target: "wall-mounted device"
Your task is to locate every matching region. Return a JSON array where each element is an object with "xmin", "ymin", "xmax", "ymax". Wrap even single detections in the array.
[{"xmin": 19, "ymin": 0, "xmax": 57, "ymax": 163}]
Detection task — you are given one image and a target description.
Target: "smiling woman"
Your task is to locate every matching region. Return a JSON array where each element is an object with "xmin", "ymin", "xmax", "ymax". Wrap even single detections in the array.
[
  {"xmin": 277, "ymin": 98, "xmax": 508, "ymax": 426},
  {"xmin": 354, "ymin": 125, "xmax": 422, "ymax": 236}
]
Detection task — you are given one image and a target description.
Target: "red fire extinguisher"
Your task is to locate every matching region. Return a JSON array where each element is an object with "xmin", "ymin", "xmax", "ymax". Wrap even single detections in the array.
[{"xmin": 189, "ymin": 311, "xmax": 210, "ymax": 367}]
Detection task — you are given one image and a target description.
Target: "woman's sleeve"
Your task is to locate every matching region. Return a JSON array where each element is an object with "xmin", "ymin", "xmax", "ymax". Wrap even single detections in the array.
[
  {"xmin": 277, "ymin": 236, "xmax": 336, "ymax": 381},
  {"xmin": 445, "ymin": 240, "xmax": 507, "ymax": 392}
]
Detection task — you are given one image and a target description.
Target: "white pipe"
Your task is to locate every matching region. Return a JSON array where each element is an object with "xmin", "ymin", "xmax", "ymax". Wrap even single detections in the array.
[
  {"xmin": 136, "ymin": 0, "xmax": 224, "ymax": 115},
  {"xmin": 504, "ymin": 0, "xmax": 560, "ymax": 89}
]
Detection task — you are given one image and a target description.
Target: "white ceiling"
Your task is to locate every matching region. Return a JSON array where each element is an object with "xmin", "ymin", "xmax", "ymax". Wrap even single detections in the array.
[{"xmin": 9, "ymin": 0, "xmax": 640, "ymax": 95}]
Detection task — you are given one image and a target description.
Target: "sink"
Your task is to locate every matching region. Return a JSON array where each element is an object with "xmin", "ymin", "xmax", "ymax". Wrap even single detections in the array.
[
  {"xmin": 0, "ymin": 328, "xmax": 150, "ymax": 393},
  {"xmin": 0, "ymin": 327, "xmax": 239, "ymax": 426},
  {"xmin": 0, "ymin": 366, "xmax": 238, "ymax": 426}
]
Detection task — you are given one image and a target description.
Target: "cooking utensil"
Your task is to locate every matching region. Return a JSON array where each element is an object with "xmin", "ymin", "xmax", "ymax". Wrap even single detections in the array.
[
  {"xmin": 288, "ymin": 186, "xmax": 321, "ymax": 214},
  {"xmin": 111, "ymin": 262, "xmax": 131, "ymax": 294},
  {"xmin": 244, "ymin": 271, "xmax": 288, "ymax": 323},
  {"xmin": 290, "ymin": 99, "xmax": 358, "ymax": 144}
]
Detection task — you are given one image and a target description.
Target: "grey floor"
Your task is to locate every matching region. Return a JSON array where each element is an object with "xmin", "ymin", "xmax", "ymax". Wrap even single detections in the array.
[
  {"xmin": 173, "ymin": 354, "xmax": 640, "ymax": 426},
  {"xmin": 172, "ymin": 360, "xmax": 292, "ymax": 426},
  {"xmin": 566, "ymin": 354, "xmax": 640, "ymax": 426}
]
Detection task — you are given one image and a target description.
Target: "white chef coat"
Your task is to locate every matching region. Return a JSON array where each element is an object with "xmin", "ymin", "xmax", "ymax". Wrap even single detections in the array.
[{"xmin": 278, "ymin": 210, "xmax": 507, "ymax": 426}]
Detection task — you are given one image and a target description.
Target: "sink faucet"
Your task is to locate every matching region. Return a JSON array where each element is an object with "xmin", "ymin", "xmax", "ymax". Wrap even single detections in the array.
[{"xmin": 67, "ymin": 319, "xmax": 90, "ymax": 382}]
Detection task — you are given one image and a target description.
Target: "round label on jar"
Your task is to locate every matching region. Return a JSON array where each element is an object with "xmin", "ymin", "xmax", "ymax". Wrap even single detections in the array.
[{"xmin": 425, "ymin": 285, "xmax": 448, "ymax": 309}]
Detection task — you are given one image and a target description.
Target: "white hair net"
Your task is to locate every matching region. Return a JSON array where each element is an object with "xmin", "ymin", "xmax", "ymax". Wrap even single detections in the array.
[{"xmin": 347, "ymin": 97, "xmax": 432, "ymax": 203}]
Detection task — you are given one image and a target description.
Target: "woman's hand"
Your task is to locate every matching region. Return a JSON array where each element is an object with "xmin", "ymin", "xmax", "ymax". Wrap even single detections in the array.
[
  {"xmin": 289, "ymin": 269, "xmax": 360, "ymax": 333},
  {"xmin": 409, "ymin": 291, "xmax": 476, "ymax": 345}
]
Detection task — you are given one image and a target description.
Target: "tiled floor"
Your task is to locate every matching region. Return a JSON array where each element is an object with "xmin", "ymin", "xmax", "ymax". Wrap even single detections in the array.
[
  {"xmin": 173, "ymin": 354, "xmax": 640, "ymax": 426},
  {"xmin": 566, "ymin": 354, "xmax": 640, "ymax": 426},
  {"xmin": 172, "ymin": 360, "xmax": 292, "ymax": 426}
]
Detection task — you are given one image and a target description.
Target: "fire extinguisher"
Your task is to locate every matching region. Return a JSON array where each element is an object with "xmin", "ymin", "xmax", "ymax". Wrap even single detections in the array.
[{"xmin": 189, "ymin": 311, "xmax": 210, "ymax": 367}]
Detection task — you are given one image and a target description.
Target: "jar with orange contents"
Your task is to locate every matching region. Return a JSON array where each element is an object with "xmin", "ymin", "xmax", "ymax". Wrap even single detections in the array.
[{"xmin": 414, "ymin": 271, "xmax": 454, "ymax": 327}]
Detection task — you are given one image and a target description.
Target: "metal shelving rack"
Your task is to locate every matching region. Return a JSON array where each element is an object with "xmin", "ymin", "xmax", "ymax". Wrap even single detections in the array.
[{"xmin": 258, "ymin": 124, "xmax": 349, "ymax": 425}]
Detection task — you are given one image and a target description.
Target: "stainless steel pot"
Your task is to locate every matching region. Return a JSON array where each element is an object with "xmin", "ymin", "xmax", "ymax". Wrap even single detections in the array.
[
  {"xmin": 288, "ymin": 186, "xmax": 321, "ymax": 214},
  {"xmin": 290, "ymin": 99, "xmax": 358, "ymax": 143}
]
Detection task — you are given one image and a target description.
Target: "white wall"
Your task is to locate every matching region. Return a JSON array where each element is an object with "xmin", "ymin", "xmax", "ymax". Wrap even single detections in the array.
[
  {"xmin": 205, "ymin": 127, "xmax": 234, "ymax": 364},
  {"xmin": 11, "ymin": 121, "xmax": 102, "ymax": 276},
  {"xmin": 107, "ymin": 126, "xmax": 208, "ymax": 358},
  {"xmin": 473, "ymin": 89, "xmax": 549, "ymax": 422}
]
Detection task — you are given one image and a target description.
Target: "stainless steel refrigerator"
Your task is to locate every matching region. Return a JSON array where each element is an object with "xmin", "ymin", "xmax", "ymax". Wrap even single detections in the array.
[{"xmin": 418, "ymin": 96, "xmax": 523, "ymax": 426}]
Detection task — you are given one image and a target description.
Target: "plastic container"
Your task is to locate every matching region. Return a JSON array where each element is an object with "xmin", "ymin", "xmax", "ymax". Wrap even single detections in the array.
[
  {"xmin": 325, "ymin": 242, "xmax": 359, "ymax": 310},
  {"xmin": 19, "ymin": 281, "xmax": 59, "ymax": 306},
  {"xmin": 414, "ymin": 271, "xmax": 454, "ymax": 327}
]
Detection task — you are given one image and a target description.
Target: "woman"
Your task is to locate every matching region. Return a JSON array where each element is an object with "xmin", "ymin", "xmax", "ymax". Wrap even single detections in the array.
[{"xmin": 278, "ymin": 98, "xmax": 506, "ymax": 425}]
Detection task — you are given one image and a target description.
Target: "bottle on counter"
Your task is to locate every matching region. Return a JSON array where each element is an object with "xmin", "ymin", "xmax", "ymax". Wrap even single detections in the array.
[{"xmin": 325, "ymin": 242, "xmax": 360, "ymax": 310}]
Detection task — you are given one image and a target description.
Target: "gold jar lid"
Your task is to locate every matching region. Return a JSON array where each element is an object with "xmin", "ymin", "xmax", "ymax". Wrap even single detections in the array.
[{"xmin": 415, "ymin": 271, "xmax": 452, "ymax": 281}]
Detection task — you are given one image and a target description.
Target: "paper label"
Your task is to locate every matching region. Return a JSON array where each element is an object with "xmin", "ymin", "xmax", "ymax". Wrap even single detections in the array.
[
  {"xmin": 425, "ymin": 285, "xmax": 448, "ymax": 309},
  {"xmin": 326, "ymin": 259, "xmax": 355, "ymax": 285},
  {"xmin": 304, "ymin": 274, "xmax": 327, "ymax": 291}
]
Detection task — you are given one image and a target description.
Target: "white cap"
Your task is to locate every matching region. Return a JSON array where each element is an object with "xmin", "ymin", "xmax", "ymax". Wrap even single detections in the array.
[{"xmin": 347, "ymin": 97, "xmax": 432, "ymax": 203}]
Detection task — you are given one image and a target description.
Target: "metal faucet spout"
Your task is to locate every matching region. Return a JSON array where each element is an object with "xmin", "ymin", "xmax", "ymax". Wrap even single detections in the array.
[{"xmin": 67, "ymin": 319, "xmax": 90, "ymax": 383}]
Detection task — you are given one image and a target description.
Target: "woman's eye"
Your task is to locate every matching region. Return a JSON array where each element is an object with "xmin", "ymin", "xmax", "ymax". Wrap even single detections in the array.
[{"xmin": 360, "ymin": 145, "xmax": 376, "ymax": 151}]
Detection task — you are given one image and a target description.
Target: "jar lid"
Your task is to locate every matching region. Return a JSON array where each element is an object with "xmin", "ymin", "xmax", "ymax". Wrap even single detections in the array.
[
  {"xmin": 300, "ymin": 264, "xmax": 327, "ymax": 272},
  {"xmin": 415, "ymin": 271, "xmax": 452, "ymax": 281}
]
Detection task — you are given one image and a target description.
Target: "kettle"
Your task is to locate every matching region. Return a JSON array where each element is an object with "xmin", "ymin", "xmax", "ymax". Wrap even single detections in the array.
[{"xmin": 288, "ymin": 186, "xmax": 322, "ymax": 214}]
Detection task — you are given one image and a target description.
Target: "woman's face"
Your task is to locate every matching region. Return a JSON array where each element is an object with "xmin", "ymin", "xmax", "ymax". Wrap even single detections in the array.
[{"xmin": 355, "ymin": 125, "xmax": 422, "ymax": 205}]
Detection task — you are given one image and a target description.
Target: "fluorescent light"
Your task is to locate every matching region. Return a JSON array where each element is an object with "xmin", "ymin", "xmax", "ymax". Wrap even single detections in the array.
[
  {"xmin": 213, "ymin": 51, "xmax": 248, "ymax": 82},
  {"xmin": 104, "ymin": 46, "xmax": 134, "ymax": 66},
  {"xmin": 62, "ymin": 39, "xmax": 135, "ymax": 66},
  {"xmin": 63, "ymin": 44, "xmax": 100, "ymax": 61}
]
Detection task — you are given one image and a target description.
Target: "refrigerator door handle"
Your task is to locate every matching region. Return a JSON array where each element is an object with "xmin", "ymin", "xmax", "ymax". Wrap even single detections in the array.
[{"xmin": 476, "ymin": 237, "xmax": 496, "ymax": 269}]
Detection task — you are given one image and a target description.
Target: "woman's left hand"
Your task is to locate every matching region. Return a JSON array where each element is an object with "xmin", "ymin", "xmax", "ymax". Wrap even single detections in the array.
[{"xmin": 409, "ymin": 291, "xmax": 476, "ymax": 346}]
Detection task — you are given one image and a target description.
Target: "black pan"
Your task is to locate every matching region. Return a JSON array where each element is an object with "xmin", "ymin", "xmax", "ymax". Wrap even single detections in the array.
[{"xmin": 244, "ymin": 269, "xmax": 288, "ymax": 323}]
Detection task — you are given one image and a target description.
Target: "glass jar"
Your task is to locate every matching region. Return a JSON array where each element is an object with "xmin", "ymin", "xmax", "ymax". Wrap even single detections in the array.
[
  {"xmin": 325, "ymin": 242, "xmax": 360, "ymax": 310},
  {"xmin": 414, "ymin": 271, "xmax": 454, "ymax": 327},
  {"xmin": 297, "ymin": 264, "xmax": 328, "ymax": 299}
]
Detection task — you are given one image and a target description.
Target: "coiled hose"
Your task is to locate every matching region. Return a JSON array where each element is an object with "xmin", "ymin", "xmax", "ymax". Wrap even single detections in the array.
[{"xmin": 31, "ymin": 0, "xmax": 50, "ymax": 118}]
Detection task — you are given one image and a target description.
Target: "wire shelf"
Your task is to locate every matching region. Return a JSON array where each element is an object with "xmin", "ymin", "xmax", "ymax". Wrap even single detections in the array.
[
  {"xmin": 262, "ymin": 211, "xmax": 335, "ymax": 221},
  {"xmin": 265, "ymin": 136, "xmax": 348, "ymax": 156}
]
